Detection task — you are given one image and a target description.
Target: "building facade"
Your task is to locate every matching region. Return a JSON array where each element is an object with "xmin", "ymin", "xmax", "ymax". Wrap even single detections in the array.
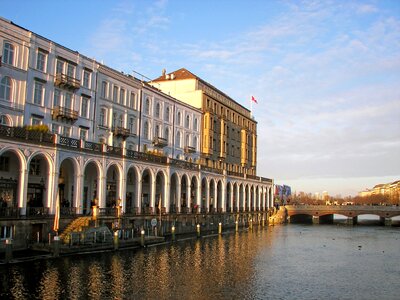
[
  {"xmin": 151, "ymin": 68, "xmax": 258, "ymax": 175},
  {"xmin": 0, "ymin": 17, "xmax": 273, "ymax": 248}
]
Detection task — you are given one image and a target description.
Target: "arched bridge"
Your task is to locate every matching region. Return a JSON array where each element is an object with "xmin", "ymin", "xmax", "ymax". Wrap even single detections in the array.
[{"xmin": 285, "ymin": 205, "xmax": 400, "ymax": 225}]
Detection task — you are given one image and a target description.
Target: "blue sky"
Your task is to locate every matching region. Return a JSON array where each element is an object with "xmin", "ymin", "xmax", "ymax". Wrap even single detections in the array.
[{"xmin": 2, "ymin": 0, "xmax": 399, "ymax": 196}]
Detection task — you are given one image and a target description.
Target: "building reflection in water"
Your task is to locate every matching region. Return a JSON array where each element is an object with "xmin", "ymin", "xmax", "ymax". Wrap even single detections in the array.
[
  {"xmin": 87, "ymin": 262, "xmax": 105, "ymax": 300},
  {"xmin": 38, "ymin": 267, "xmax": 61, "ymax": 299},
  {"xmin": 9, "ymin": 269, "xmax": 28, "ymax": 299}
]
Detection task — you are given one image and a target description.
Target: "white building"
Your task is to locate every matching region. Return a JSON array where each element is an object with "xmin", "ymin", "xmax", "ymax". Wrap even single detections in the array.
[{"xmin": 0, "ymin": 17, "xmax": 273, "ymax": 247}]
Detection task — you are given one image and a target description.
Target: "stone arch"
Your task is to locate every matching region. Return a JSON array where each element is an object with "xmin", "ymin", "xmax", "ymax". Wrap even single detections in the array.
[
  {"xmin": 105, "ymin": 163, "xmax": 123, "ymax": 208},
  {"xmin": 82, "ymin": 159, "xmax": 102, "ymax": 213},
  {"xmin": 180, "ymin": 173, "xmax": 190, "ymax": 211},
  {"xmin": 170, "ymin": 172, "xmax": 180, "ymax": 213},
  {"xmin": 126, "ymin": 164, "xmax": 140, "ymax": 213},
  {"xmin": 226, "ymin": 181, "xmax": 232, "ymax": 212},
  {"xmin": 0, "ymin": 147, "xmax": 26, "ymax": 209},
  {"xmin": 58, "ymin": 157, "xmax": 79, "ymax": 212},
  {"xmin": 141, "ymin": 168, "xmax": 154, "ymax": 213},
  {"xmin": 201, "ymin": 177, "xmax": 208, "ymax": 213},
  {"xmin": 26, "ymin": 151, "xmax": 54, "ymax": 213},
  {"xmin": 190, "ymin": 175, "xmax": 199, "ymax": 212},
  {"xmin": 239, "ymin": 183, "xmax": 244, "ymax": 211},
  {"xmin": 217, "ymin": 180, "xmax": 223, "ymax": 212},
  {"xmin": 209, "ymin": 178, "xmax": 216, "ymax": 213},
  {"xmin": 155, "ymin": 169, "xmax": 167, "ymax": 213}
]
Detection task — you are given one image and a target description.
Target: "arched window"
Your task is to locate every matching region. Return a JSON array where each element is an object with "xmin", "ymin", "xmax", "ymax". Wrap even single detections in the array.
[
  {"xmin": 155, "ymin": 124, "xmax": 160, "ymax": 137},
  {"xmin": 194, "ymin": 118, "xmax": 198, "ymax": 131},
  {"xmin": 145, "ymin": 97, "xmax": 150, "ymax": 114},
  {"xmin": 165, "ymin": 106, "xmax": 170, "ymax": 122},
  {"xmin": 193, "ymin": 136, "xmax": 198, "ymax": 150},
  {"xmin": 185, "ymin": 115, "xmax": 190, "ymax": 128},
  {"xmin": 0, "ymin": 115, "xmax": 11, "ymax": 126},
  {"xmin": 186, "ymin": 134, "xmax": 190, "ymax": 147},
  {"xmin": 164, "ymin": 127, "xmax": 169, "ymax": 142},
  {"xmin": 155, "ymin": 102, "xmax": 160, "ymax": 118},
  {"xmin": 177, "ymin": 112, "xmax": 181, "ymax": 125},
  {"xmin": 143, "ymin": 121, "xmax": 149, "ymax": 139},
  {"xmin": 176, "ymin": 131, "xmax": 181, "ymax": 148},
  {"xmin": 2, "ymin": 43, "xmax": 15, "ymax": 65},
  {"xmin": 0, "ymin": 76, "xmax": 12, "ymax": 101}
]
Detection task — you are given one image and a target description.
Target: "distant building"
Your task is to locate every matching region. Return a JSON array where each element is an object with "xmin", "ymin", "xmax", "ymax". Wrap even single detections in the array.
[{"xmin": 358, "ymin": 180, "xmax": 400, "ymax": 204}]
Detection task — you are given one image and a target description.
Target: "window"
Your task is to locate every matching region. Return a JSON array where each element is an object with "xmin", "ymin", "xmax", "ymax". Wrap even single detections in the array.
[
  {"xmin": 0, "ymin": 156, "xmax": 10, "ymax": 172},
  {"xmin": 112, "ymin": 112, "xmax": 117, "ymax": 128},
  {"xmin": 165, "ymin": 106, "xmax": 170, "ymax": 122},
  {"xmin": 118, "ymin": 115, "xmax": 124, "ymax": 127},
  {"xmin": 31, "ymin": 117, "xmax": 42, "ymax": 126},
  {"xmin": 56, "ymin": 60, "xmax": 64, "ymax": 74},
  {"xmin": 1, "ymin": 225, "xmax": 14, "ymax": 240},
  {"xmin": 0, "ymin": 115, "xmax": 11, "ymax": 126},
  {"xmin": 53, "ymin": 89, "xmax": 61, "ymax": 107},
  {"xmin": 145, "ymin": 98, "xmax": 150, "ymax": 114},
  {"xmin": 143, "ymin": 121, "xmax": 149, "ymax": 139},
  {"xmin": 29, "ymin": 158, "xmax": 41, "ymax": 175},
  {"xmin": 62, "ymin": 126, "xmax": 71, "ymax": 137},
  {"xmin": 67, "ymin": 64, "xmax": 75, "ymax": 78},
  {"xmin": 164, "ymin": 127, "xmax": 169, "ymax": 142},
  {"xmin": 51, "ymin": 124, "xmax": 60, "ymax": 134},
  {"xmin": 176, "ymin": 131, "xmax": 181, "ymax": 148},
  {"xmin": 193, "ymin": 136, "xmax": 198, "ymax": 150},
  {"xmin": 186, "ymin": 134, "xmax": 190, "ymax": 147},
  {"xmin": 177, "ymin": 112, "xmax": 181, "ymax": 125},
  {"xmin": 80, "ymin": 128, "xmax": 88, "ymax": 140},
  {"xmin": 33, "ymin": 81, "xmax": 44, "ymax": 105},
  {"xmin": 113, "ymin": 86, "xmax": 118, "ymax": 103},
  {"xmin": 155, "ymin": 103, "xmax": 160, "ymax": 118},
  {"xmin": 129, "ymin": 116, "xmax": 136, "ymax": 134},
  {"xmin": 83, "ymin": 70, "xmax": 91, "ymax": 88},
  {"xmin": 120, "ymin": 89, "xmax": 125, "ymax": 105},
  {"xmin": 2, "ymin": 43, "xmax": 15, "ymax": 65},
  {"xmin": 101, "ymin": 81, "xmax": 108, "ymax": 98},
  {"xmin": 36, "ymin": 50, "xmax": 47, "ymax": 72},
  {"xmin": 155, "ymin": 124, "xmax": 160, "ymax": 137},
  {"xmin": 65, "ymin": 92, "xmax": 73, "ymax": 109},
  {"xmin": 129, "ymin": 92, "xmax": 136, "ymax": 109},
  {"xmin": 0, "ymin": 76, "xmax": 12, "ymax": 101},
  {"xmin": 194, "ymin": 118, "xmax": 198, "ymax": 131},
  {"xmin": 185, "ymin": 115, "xmax": 190, "ymax": 128},
  {"xmin": 99, "ymin": 108, "xmax": 107, "ymax": 126},
  {"xmin": 81, "ymin": 97, "xmax": 89, "ymax": 118}
]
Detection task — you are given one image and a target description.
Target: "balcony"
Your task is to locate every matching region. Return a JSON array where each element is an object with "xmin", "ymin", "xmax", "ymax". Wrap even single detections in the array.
[
  {"xmin": 184, "ymin": 145, "xmax": 196, "ymax": 153},
  {"xmin": 153, "ymin": 136, "xmax": 168, "ymax": 148},
  {"xmin": 55, "ymin": 73, "xmax": 80, "ymax": 90},
  {"xmin": 52, "ymin": 106, "xmax": 79, "ymax": 123},
  {"xmin": 113, "ymin": 127, "xmax": 130, "ymax": 139}
]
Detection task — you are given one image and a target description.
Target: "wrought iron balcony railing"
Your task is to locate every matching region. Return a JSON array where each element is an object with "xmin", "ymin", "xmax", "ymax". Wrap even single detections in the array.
[
  {"xmin": 55, "ymin": 73, "xmax": 80, "ymax": 90},
  {"xmin": 153, "ymin": 136, "xmax": 168, "ymax": 147},
  {"xmin": 184, "ymin": 145, "xmax": 196, "ymax": 153},
  {"xmin": 52, "ymin": 106, "xmax": 79, "ymax": 123},
  {"xmin": 113, "ymin": 127, "xmax": 130, "ymax": 139}
]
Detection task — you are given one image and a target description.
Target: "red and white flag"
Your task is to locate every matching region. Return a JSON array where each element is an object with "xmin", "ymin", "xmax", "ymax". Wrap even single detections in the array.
[{"xmin": 251, "ymin": 96, "xmax": 258, "ymax": 104}]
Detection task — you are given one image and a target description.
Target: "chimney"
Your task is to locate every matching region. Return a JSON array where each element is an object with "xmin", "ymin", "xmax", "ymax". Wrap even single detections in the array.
[{"xmin": 162, "ymin": 68, "xmax": 166, "ymax": 77}]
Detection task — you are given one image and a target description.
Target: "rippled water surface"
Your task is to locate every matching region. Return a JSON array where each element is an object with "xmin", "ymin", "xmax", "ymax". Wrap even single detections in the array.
[{"xmin": 1, "ymin": 225, "xmax": 400, "ymax": 299}]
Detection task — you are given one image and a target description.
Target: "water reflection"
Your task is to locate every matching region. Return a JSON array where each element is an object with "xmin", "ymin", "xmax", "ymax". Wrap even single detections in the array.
[{"xmin": 1, "ymin": 226, "xmax": 399, "ymax": 299}]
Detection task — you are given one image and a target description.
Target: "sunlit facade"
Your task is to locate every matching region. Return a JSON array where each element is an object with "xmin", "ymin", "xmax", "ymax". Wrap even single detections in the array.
[
  {"xmin": 151, "ymin": 68, "xmax": 258, "ymax": 176},
  {"xmin": 0, "ymin": 17, "xmax": 273, "ymax": 249}
]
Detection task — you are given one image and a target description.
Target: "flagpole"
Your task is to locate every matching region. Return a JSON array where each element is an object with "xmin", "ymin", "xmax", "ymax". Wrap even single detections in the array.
[{"xmin": 250, "ymin": 96, "xmax": 253, "ymax": 117}]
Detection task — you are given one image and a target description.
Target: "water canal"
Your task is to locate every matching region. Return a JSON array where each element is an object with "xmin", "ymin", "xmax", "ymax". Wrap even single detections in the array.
[{"xmin": 1, "ymin": 224, "xmax": 399, "ymax": 299}]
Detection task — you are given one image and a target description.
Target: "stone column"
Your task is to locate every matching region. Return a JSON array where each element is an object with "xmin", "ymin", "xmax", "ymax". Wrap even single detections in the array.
[{"xmin": 18, "ymin": 168, "xmax": 28, "ymax": 215}]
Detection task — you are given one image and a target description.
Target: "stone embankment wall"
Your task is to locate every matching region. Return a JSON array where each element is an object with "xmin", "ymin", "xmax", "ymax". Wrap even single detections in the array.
[{"xmin": 268, "ymin": 206, "xmax": 287, "ymax": 225}]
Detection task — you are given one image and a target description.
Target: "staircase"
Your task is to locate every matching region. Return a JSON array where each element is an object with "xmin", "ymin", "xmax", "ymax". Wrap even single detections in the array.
[{"xmin": 59, "ymin": 216, "xmax": 92, "ymax": 243}]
